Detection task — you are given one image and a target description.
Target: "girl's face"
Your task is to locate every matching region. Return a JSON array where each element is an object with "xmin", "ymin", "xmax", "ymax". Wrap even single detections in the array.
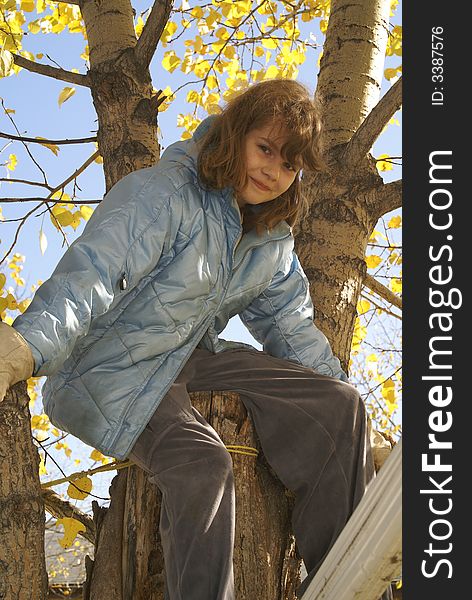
[{"xmin": 236, "ymin": 122, "xmax": 299, "ymax": 208}]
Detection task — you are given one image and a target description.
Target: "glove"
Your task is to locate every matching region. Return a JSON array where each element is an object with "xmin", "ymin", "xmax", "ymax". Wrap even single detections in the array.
[{"xmin": 0, "ymin": 322, "xmax": 35, "ymax": 402}]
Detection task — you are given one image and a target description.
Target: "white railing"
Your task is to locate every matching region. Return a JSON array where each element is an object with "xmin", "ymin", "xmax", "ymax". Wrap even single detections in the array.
[{"xmin": 301, "ymin": 438, "xmax": 402, "ymax": 599}]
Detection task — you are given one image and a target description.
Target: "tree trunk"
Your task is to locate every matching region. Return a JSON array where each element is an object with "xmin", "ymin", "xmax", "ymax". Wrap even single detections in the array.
[
  {"xmin": 85, "ymin": 390, "xmax": 302, "ymax": 600},
  {"xmin": 80, "ymin": 0, "xmax": 163, "ymax": 190},
  {"xmin": 296, "ymin": 0, "xmax": 395, "ymax": 368},
  {"xmin": 0, "ymin": 382, "xmax": 48, "ymax": 600}
]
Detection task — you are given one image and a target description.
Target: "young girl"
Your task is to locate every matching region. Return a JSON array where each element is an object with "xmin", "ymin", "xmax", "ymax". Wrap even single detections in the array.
[{"xmin": 1, "ymin": 79, "xmax": 386, "ymax": 599}]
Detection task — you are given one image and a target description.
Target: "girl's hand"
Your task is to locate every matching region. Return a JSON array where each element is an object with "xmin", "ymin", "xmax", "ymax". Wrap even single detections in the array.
[{"xmin": 0, "ymin": 322, "xmax": 34, "ymax": 403}]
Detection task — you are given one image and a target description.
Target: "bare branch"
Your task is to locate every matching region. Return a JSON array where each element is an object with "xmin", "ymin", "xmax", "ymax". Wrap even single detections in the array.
[
  {"xmin": 361, "ymin": 292, "xmax": 401, "ymax": 321},
  {"xmin": 0, "ymin": 131, "xmax": 97, "ymax": 145},
  {"xmin": 56, "ymin": 150, "xmax": 102, "ymax": 191},
  {"xmin": 0, "ymin": 178, "xmax": 54, "ymax": 190},
  {"xmin": 134, "ymin": 0, "xmax": 175, "ymax": 68},
  {"xmin": 0, "ymin": 150, "xmax": 100, "ymax": 265},
  {"xmin": 1, "ymin": 197, "xmax": 100, "ymax": 204},
  {"xmin": 342, "ymin": 77, "xmax": 402, "ymax": 169},
  {"xmin": 42, "ymin": 488, "xmax": 96, "ymax": 544},
  {"xmin": 11, "ymin": 53, "xmax": 90, "ymax": 87},
  {"xmin": 370, "ymin": 179, "xmax": 402, "ymax": 219},
  {"xmin": 363, "ymin": 273, "xmax": 402, "ymax": 311}
]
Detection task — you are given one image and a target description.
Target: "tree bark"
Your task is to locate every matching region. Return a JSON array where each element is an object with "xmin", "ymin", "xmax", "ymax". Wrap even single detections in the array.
[
  {"xmin": 79, "ymin": 0, "xmax": 162, "ymax": 190},
  {"xmin": 296, "ymin": 0, "xmax": 398, "ymax": 369},
  {"xmin": 85, "ymin": 390, "xmax": 302, "ymax": 600},
  {"xmin": 0, "ymin": 383, "xmax": 48, "ymax": 600}
]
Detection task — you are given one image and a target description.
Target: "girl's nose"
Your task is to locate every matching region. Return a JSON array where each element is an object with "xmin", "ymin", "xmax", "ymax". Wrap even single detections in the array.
[{"xmin": 262, "ymin": 164, "xmax": 280, "ymax": 182}]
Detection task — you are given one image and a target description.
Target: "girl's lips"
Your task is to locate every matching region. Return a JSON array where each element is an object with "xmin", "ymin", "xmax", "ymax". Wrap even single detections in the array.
[{"xmin": 251, "ymin": 177, "xmax": 271, "ymax": 192}]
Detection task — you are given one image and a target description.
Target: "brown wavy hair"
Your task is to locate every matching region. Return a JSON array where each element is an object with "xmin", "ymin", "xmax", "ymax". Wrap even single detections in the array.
[{"xmin": 197, "ymin": 78, "xmax": 326, "ymax": 235}]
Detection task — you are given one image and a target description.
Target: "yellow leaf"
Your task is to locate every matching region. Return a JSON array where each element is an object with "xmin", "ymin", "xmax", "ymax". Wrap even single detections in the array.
[
  {"xmin": 70, "ymin": 212, "xmax": 82, "ymax": 230},
  {"xmin": 31, "ymin": 413, "xmax": 50, "ymax": 431},
  {"xmin": 58, "ymin": 87, "xmax": 76, "ymax": 107},
  {"xmin": 161, "ymin": 21, "xmax": 178, "ymax": 43},
  {"xmin": 162, "ymin": 51, "xmax": 181, "ymax": 73},
  {"xmin": 215, "ymin": 27, "xmax": 230, "ymax": 40},
  {"xmin": 18, "ymin": 300, "xmax": 31, "ymax": 313},
  {"xmin": 186, "ymin": 90, "xmax": 200, "ymax": 104},
  {"xmin": 365, "ymin": 255, "xmax": 382, "ymax": 269},
  {"xmin": 7, "ymin": 154, "xmax": 17, "ymax": 171},
  {"xmin": 223, "ymin": 46, "xmax": 236, "ymax": 60},
  {"xmin": 376, "ymin": 154, "xmax": 393, "ymax": 171},
  {"xmin": 381, "ymin": 378, "xmax": 398, "ymax": 413},
  {"xmin": 6, "ymin": 293, "xmax": 17, "ymax": 310},
  {"xmin": 351, "ymin": 316, "xmax": 367, "ymax": 354},
  {"xmin": 357, "ymin": 299, "xmax": 371, "ymax": 314},
  {"xmin": 28, "ymin": 20, "xmax": 41, "ymax": 34},
  {"xmin": 193, "ymin": 60, "xmax": 211, "ymax": 78},
  {"xmin": 369, "ymin": 229, "xmax": 388, "ymax": 243},
  {"xmin": 384, "ymin": 67, "xmax": 399, "ymax": 80},
  {"xmin": 39, "ymin": 454, "xmax": 48, "ymax": 476},
  {"xmin": 320, "ymin": 19, "xmax": 329, "ymax": 33},
  {"xmin": 388, "ymin": 215, "xmax": 402, "ymax": 228},
  {"xmin": 206, "ymin": 75, "xmax": 218, "ymax": 89},
  {"xmin": 0, "ymin": 297, "xmax": 8, "ymax": 314},
  {"xmin": 263, "ymin": 65, "xmax": 280, "ymax": 79},
  {"xmin": 81, "ymin": 45, "xmax": 90, "ymax": 62},
  {"xmin": 80, "ymin": 205, "xmax": 94, "ymax": 220},
  {"xmin": 56, "ymin": 518, "xmax": 86, "ymax": 549},
  {"xmin": 0, "ymin": 49, "xmax": 13, "ymax": 78},
  {"xmin": 68, "ymin": 20, "xmax": 83, "ymax": 34},
  {"xmin": 390, "ymin": 278, "xmax": 402, "ymax": 293},
  {"xmin": 90, "ymin": 449, "xmax": 111, "ymax": 464},
  {"xmin": 262, "ymin": 38, "xmax": 277, "ymax": 49},
  {"xmin": 67, "ymin": 475, "xmax": 93, "ymax": 500},
  {"xmin": 191, "ymin": 6, "xmax": 204, "ymax": 18},
  {"xmin": 0, "ymin": 273, "xmax": 6, "ymax": 290},
  {"xmin": 134, "ymin": 16, "xmax": 144, "ymax": 38},
  {"xmin": 21, "ymin": 0, "xmax": 35, "ymax": 11},
  {"xmin": 50, "ymin": 205, "xmax": 74, "ymax": 230},
  {"xmin": 35, "ymin": 137, "xmax": 60, "ymax": 155}
]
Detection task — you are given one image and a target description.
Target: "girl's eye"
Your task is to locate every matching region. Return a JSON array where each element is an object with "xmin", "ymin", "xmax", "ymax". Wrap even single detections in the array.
[
  {"xmin": 259, "ymin": 145, "xmax": 271, "ymax": 154},
  {"xmin": 284, "ymin": 162, "xmax": 295, "ymax": 171}
]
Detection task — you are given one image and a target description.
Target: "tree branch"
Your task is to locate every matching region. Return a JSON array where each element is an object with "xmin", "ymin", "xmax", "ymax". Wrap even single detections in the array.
[
  {"xmin": 11, "ymin": 53, "xmax": 90, "ymax": 87},
  {"xmin": 1, "ymin": 197, "xmax": 100, "ymax": 204},
  {"xmin": 42, "ymin": 488, "xmax": 96, "ymax": 544},
  {"xmin": 0, "ymin": 178, "xmax": 53, "ymax": 190},
  {"xmin": 0, "ymin": 131, "xmax": 96, "ymax": 145},
  {"xmin": 134, "ymin": 0, "xmax": 175, "ymax": 69},
  {"xmin": 369, "ymin": 178, "xmax": 402, "ymax": 220},
  {"xmin": 342, "ymin": 77, "xmax": 402, "ymax": 169},
  {"xmin": 363, "ymin": 273, "xmax": 402, "ymax": 311}
]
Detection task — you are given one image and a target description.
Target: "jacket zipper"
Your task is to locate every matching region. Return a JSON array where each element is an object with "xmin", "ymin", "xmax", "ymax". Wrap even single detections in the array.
[{"xmin": 108, "ymin": 225, "xmax": 244, "ymax": 452}]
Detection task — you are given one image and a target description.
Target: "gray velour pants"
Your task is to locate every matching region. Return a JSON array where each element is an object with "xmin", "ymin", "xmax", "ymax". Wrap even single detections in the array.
[{"xmin": 128, "ymin": 347, "xmax": 378, "ymax": 600}]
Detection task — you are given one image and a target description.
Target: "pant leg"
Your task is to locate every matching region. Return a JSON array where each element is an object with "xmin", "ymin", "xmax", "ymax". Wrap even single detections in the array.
[
  {"xmin": 185, "ymin": 347, "xmax": 376, "ymax": 597},
  {"xmin": 128, "ymin": 373, "xmax": 236, "ymax": 600}
]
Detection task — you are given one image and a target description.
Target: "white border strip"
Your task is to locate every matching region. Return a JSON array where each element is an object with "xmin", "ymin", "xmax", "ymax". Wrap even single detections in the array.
[{"xmin": 301, "ymin": 438, "xmax": 402, "ymax": 600}]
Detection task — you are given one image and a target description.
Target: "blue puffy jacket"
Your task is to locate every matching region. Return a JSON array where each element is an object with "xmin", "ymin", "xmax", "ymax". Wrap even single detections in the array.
[{"xmin": 12, "ymin": 117, "xmax": 347, "ymax": 460}]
